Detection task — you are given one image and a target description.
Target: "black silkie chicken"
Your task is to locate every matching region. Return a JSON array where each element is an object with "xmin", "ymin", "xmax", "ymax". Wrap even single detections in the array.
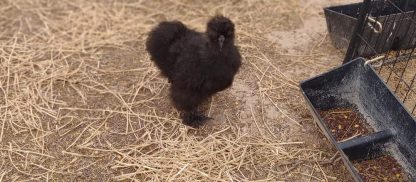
[{"xmin": 145, "ymin": 16, "xmax": 241, "ymax": 128}]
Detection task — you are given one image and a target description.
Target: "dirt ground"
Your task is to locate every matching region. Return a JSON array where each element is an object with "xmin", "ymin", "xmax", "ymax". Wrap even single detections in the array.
[
  {"xmin": 377, "ymin": 57, "xmax": 416, "ymax": 116},
  {"xmin": 0, "ymin": 0, "xmax": 362, "ymax": 181}
]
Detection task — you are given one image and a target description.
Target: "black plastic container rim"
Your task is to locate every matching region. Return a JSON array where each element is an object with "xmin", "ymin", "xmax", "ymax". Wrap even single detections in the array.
[
  {"xmin": 324, "ymin": 1, "xmax": 416, "ymax": 19},
  {"xmin": 300, "ymin": 57, "xmax": 416, "ymax": 122},
  {"xmin": 323, "ymin": 2, "xmax": 362, "ymax": 18}
]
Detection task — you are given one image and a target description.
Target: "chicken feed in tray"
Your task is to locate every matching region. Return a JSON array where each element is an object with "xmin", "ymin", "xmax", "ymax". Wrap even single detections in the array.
[
  {"xmin": 353, "ymin": 155, "xmax": 410, "ymax": 181},
  {"xmin": 318, "ymin": 108, "xmax": 374, "ymax": 142},
  {"xmin": 317, "ymin": 107, "xmax": 411, "ymax": 182}
]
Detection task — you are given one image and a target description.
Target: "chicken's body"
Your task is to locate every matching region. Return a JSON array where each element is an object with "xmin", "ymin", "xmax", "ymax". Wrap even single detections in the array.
[{"xmin": 146, "ymin": 16, "xmax": 241, "ymax": 128}]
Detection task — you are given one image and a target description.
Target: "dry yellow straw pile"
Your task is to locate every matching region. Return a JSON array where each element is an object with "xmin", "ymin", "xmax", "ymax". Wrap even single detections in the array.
[{"xmin": 0, "ymin": 0, "xmax": 352, "ymax": 181}]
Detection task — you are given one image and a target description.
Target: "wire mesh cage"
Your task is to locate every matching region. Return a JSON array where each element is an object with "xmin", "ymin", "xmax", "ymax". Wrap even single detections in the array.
[{"xmin": 344, "ymin": 0, "xmax": 416, "ymax": 117}]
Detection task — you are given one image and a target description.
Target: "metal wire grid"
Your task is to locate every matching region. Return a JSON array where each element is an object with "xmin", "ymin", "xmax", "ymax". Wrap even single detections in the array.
[{"xmin": 344, "ymin": 0, "xmax": 416, "ymax": 116}]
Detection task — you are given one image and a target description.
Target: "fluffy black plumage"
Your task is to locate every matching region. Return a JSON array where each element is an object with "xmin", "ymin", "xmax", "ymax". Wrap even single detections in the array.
[{"xmin": 146, "ymin": 16, "xmax": 241, "ymax": 128}]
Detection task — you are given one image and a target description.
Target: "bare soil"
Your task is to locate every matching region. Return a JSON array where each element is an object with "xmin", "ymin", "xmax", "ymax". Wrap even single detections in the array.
[{"xmin": 375, "ymin": 50, "xmax": 416, "ymax": 117}]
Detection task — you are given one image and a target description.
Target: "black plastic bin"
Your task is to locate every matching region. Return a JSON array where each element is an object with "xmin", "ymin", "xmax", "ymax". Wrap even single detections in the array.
[
  {"xmin": 300, "ymin": 58, "xmax": 416, "ymax": 181},
  {"xmin": 324, "ymin": 0, "xmax": 416, "ymax": 57}
]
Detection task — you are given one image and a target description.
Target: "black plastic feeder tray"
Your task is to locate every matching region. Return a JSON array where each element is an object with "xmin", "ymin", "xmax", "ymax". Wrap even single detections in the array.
[
  {"xmin": 324, "ymin": 0, "xmax": 416, "ymax": 57},
  {"xmin": 300, "ymin": 58, "xmax": 416, "ymax": 181}
]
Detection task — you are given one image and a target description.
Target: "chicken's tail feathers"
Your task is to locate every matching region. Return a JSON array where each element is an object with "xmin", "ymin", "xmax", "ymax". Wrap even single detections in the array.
[
  {"xmin": 145, "ymin": 21, "xmax": 187, "ymax": 79},
  {"xmin": 146, "ymin": 21, "xmax": 187, "ymax": 61}
]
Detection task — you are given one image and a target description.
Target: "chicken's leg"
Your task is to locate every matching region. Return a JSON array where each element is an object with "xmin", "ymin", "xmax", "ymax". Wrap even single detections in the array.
[{"xmin": 182, "ymin": 110, "xmax": 212, "ymax": 128}]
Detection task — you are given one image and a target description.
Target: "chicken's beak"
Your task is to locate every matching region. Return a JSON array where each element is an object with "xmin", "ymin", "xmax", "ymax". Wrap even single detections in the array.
[{"xmin": 218, "ymin": 35, "xmax": 225, "ymax": 51}]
